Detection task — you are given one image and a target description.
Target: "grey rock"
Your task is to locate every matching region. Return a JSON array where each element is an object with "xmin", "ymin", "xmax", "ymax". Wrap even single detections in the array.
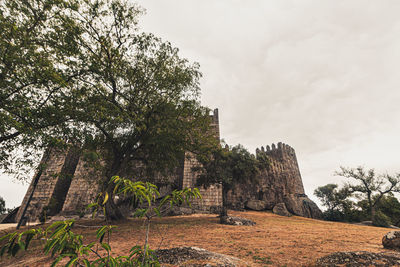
[
  {"xmin": 272, "ymin": 203, "xmax": 291, "ymax": 217},
  {"xmin": 155, "ymin": 246, "xmax": 246, "ymax": 266},
  {"xmin": 220, "ymin": 216, "xmax": 256, "ymax": 226},
  {"xmin": 383, "ymin": 231, "xmax": 400, "ymax": 250},
  {"xmin": 245, "ymin": 200, "xmax": 268, "ymax": 211},
  {"xmin": 284, "ymin": 194, "xmax": 322, "ymax": 219},
  {"xmin": 316, "ymin": 251, "xmax": 400, "ymax": 266}
]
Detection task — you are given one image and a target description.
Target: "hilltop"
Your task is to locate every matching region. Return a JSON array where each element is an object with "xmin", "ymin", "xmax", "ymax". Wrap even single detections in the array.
[{"xmin": 0, "ymin": 210, "xmax": 395, "ymax": 266}]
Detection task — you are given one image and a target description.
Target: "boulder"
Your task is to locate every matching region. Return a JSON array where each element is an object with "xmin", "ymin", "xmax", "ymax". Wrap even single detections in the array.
[
  {"xmin": 155, "ymin": 247, "xmax": 246, "ymax": 266},
  {"xmin": 382, "ymin": 231, "xmax": 400, "ymax": 250},
  {"xmin": 284, "ymin": 194, "xmax": 322, "ymax": 219},
  {"xmin": 316, "ymin": 251, "xmax": 400, "ymax": 266},
  {"xmin": 220, "ymin": 216, "xmax": 256, "ymax": 226},
  {"xmin": 272, "ymin": 203, "xmax": 291, "ymax": 217},
  {"xmin": 245, "ymin": 200, "xmax": 268, "ymax": 211}
]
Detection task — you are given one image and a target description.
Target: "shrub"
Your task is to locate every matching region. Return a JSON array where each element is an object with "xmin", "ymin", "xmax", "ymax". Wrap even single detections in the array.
[
  {"xmin": 372, "ymin": 211, "xmax": 392, "ymax": 227},
  {"xmin": 0, "ymin": 176, "xmax": 201, "ymax": 266}
]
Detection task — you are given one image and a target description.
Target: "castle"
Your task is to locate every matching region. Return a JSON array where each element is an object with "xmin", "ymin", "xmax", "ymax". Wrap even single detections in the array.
[{"xmin": 14, "ymin": 109, "xmax": 321, "ymax": 224}]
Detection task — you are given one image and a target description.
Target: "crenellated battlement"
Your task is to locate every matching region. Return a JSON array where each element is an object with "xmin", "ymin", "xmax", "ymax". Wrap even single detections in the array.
[{"xmin": 256, "ymin": 142, "xmax": 296, "ymax": 161}]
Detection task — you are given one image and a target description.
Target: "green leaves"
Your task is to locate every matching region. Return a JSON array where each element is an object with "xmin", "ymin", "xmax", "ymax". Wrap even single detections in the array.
[
  {"xmin": 0, "ymin": 228, "xmax": 43, "ymax": 257},
  {"xmin": 0, "ymin": 177, "xmax": 201, "ymax": 266},
  {"xmin": 195, "ymin": 143, "xmax": 262, "ymax": 191},
  {"xmin": 96, "ymin": 225, "xmax": 116, "ymax": 244},
  {"xmin": 109, "ymin": 176, "xmax": 202, "ymax": 219}
]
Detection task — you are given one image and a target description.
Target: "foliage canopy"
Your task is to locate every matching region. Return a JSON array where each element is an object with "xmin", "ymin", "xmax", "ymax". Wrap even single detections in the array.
[
  {"xmin": 195, "ymin": 143, "xmax": 268, "ymax": 218},
  {"xmin": 315, "ymin": 166, "xmax": 400, "ymax": 226},
  {"xmin": 0, "ymin": 0, "xmax": 217, "ymax": 183}
]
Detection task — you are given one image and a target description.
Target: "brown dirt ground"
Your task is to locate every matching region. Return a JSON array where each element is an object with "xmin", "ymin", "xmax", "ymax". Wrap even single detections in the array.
[{"xmin": 0, "ymin": 210, "xmax": 396, "ymax": 266}]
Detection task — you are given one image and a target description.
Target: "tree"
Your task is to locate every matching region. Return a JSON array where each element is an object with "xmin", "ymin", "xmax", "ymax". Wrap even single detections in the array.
[
  {"xmin": 376, "ymin": 194, "xmax": 400, "ymax": 226},
  {"xmin": 195, "ymin": 143, "xmax": 266, "ymax": 221},
  {"xmin": 335, "ymin": 166, "xmax": 400, "ymax": 225},
  {"xmin": 0, "ymin": 177, "xmax": 201, "ymax": 266},
  {"xmin": 0, "ymin": 196, "xmax": 5, "ymax": 214},
  {"xmin": 63, "ymin": 0, "xmax": 216, "ymax": 220},
  {"xmin": 0, "ymin": 0, "xmax": 86, "ymax": 177},
  {"xmin": 1, "ymin": 0, "xmax": 217, "ymax": 220},
  {"xmin": 314, "ymin": 184, "xmax": 353, "ymax": 221}
]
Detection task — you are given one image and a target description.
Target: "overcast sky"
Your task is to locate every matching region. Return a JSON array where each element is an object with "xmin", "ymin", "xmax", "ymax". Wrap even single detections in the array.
[{"xmin": 2, "ymin": 0, "xmax": 400, "ymax": 208}]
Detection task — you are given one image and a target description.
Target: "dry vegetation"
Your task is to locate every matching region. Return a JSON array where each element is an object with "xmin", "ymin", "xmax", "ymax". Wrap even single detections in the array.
[{"xmin": 0, "ymin": 210, "xmax": 395, "ymax": 266}]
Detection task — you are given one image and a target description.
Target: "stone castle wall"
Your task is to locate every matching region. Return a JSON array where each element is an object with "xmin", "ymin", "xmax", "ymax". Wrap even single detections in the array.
[
  {"xmin": 16, "ymin": 148, "xmax": 70, "ymax": 222},
  {"xmin": 182, "ymin": 152, "xmax": 222, "ymax": 213},
  {"xmin": 17, "ymin": 109, "xmax": 222, "ymax": 222},
  {"xmin": 61, "ymin": 155, "xmax": 104, "ymax": 215},
  {"xmin": 226, "ymin": 142, "xmax": 321, "ymax": 218},
  {"xmin": 15, "ymin": 109, "xmax": 321, "ymax": 223}
]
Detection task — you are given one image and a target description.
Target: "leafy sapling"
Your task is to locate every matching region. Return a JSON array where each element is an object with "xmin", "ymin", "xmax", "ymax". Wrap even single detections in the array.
[{"xmin": 0, "ymin": 177, "xmax": 201, "ymax": 266}]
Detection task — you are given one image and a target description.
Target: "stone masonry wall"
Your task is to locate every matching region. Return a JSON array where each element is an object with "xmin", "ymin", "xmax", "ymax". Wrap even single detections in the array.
[
  {"xmin": 16, "ymin": 147, "xmax": 70, "ymax": 223},
  {"xmin": 16, "ymin": 108, "xmax": 320, "ymax": 220},
  {"xmin": 227, "ymin": 142, "xmax": 321, "ymax": 218},
  {"xmin": 61, "ymin": 154, "xmax": 105, "ymax": 215},
  {"xmin": 182, "ymin": 152, "xmax": 222, "ymax": 213},
  {"xmin": 180, "ymin": 109, "xmax": 223, "ymax": 213}
]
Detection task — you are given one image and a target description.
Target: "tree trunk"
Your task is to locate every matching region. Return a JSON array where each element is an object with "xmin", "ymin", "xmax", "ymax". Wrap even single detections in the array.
[
  {"xmin": 219, "ymin": 186, "xmax": 228, "ymax": 223},
  {"xmin": 371, "ymin": 205, "xmax": 376, "ymax": 224},
  {"xmin": 104, "ymin": 155, "xmax": 125, "ymax": 221}
]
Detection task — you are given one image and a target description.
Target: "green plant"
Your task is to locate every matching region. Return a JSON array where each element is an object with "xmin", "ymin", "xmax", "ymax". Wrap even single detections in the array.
[
  {"xmin": 0, "ymin": 196, "xmax": 6, "ymax": 215},
  {"xmin": 0, "ymin": 176, "xmax": 201, "ymax": 266},
  {"xmin": 195, "ymin": 143, "xmax": 267, "ymax": 220},
  {"xmin": 372, "ymin": 210, "xmax": 392, "ymax": 227}
]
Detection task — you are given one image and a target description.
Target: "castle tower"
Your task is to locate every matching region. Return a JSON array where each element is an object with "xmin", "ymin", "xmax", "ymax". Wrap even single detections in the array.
[
  {"xmin": 260, "ymin": 142, "xmax": 305, "ymax": 196},
  {"xmin": 227, "ymin": 142, "xmax": 321, "ymax": 218},
  {"xmin": 182, "ymin": 108, "xmax": 223, "ymax": 213}
]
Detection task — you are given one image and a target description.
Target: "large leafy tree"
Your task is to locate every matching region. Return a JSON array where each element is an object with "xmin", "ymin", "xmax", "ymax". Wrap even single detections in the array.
[
  {"xmin": 0, "ymin": 0, "xmax": 85, "ymax": 177},
  {"xmin": 65, "ymin": 0, "xmax": 216, "ymax": 220},
  {"xmin": 1, "ymin": 0, "xmax": 217, "ymax": 220}
]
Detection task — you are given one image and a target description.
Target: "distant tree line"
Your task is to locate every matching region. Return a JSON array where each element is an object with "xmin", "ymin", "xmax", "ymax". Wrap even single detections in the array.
[{"xmin": 314, "ymin": 166, "xmax": 400, "ymax": 227}]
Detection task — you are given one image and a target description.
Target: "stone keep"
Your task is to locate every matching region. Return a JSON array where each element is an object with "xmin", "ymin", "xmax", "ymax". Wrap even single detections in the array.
[
  {"xmin": 16, "ymin": 109, "xmax": 321, "ymax": 222},
  {"xmin": 227, "ymin": 143, "xmax": 321, "ymax": 218}
]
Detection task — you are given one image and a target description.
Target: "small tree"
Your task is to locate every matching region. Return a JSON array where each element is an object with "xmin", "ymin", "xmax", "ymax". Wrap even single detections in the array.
[
  {"xmin": 0, "ymin": 177, "xmax": 201, "ymax": 266},
  {"xmin": 195, "ymin": 143, "xmax": 266, "ymax": 222},
  {"xmin": 335, "ymin": 166, "xmax": 400, "ymax": 225},
  {"xmin": 377, "ymin": 194, "xmax": 400, "ymax": 226},
  {"xmin": 314, "ymin": 184, "xmax": 353, "ymax": 221},
  {"xmin": 0, "ymin": 196, "xmax": 5, "ymax": 215}
]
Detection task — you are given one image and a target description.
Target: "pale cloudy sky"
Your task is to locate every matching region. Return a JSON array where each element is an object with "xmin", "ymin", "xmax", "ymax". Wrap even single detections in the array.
[{"xmin": 1, "ymin": 0, "xmax": 400, "ymax": 208}]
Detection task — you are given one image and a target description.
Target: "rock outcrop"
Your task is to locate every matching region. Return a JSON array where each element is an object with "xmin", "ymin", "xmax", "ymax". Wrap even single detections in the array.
[
  {"xmin": 155, "ymin": 247, "xmax": 246, "ymax": 266},
  {"xmin": 272, "ymin": 203, "xmax": 291, "ymax": 217},
  {"xmin": 383, "ymin": 231, "xmax": 400, "ymax": 250},
  {"xmin": 245, "ymin": 200, "xmax": 268, "ymax": 211},
  {"xmin": 316, "ymin": 251, "xmax": 400, "ymax": 266}
]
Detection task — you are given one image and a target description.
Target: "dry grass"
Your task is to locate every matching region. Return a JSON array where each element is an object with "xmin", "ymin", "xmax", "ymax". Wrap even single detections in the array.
[{"xmin": 0, "ymin": 210, "xmax": 395, "ymax": 266}]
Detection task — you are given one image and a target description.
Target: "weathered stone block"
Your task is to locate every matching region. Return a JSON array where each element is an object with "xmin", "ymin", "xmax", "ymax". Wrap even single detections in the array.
[
  {"xmin": 245, "ymin": 200, "xmax": 268, "ymax": 211},
  {"xmin": 273, "ymin": 203, "xmax": 291, "ymax": 217}
]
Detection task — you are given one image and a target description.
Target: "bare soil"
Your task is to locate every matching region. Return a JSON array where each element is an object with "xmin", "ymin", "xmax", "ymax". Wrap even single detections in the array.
[{"xmin": 0, "ymin": 210, "xmax": 396, "ymax": 266}]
